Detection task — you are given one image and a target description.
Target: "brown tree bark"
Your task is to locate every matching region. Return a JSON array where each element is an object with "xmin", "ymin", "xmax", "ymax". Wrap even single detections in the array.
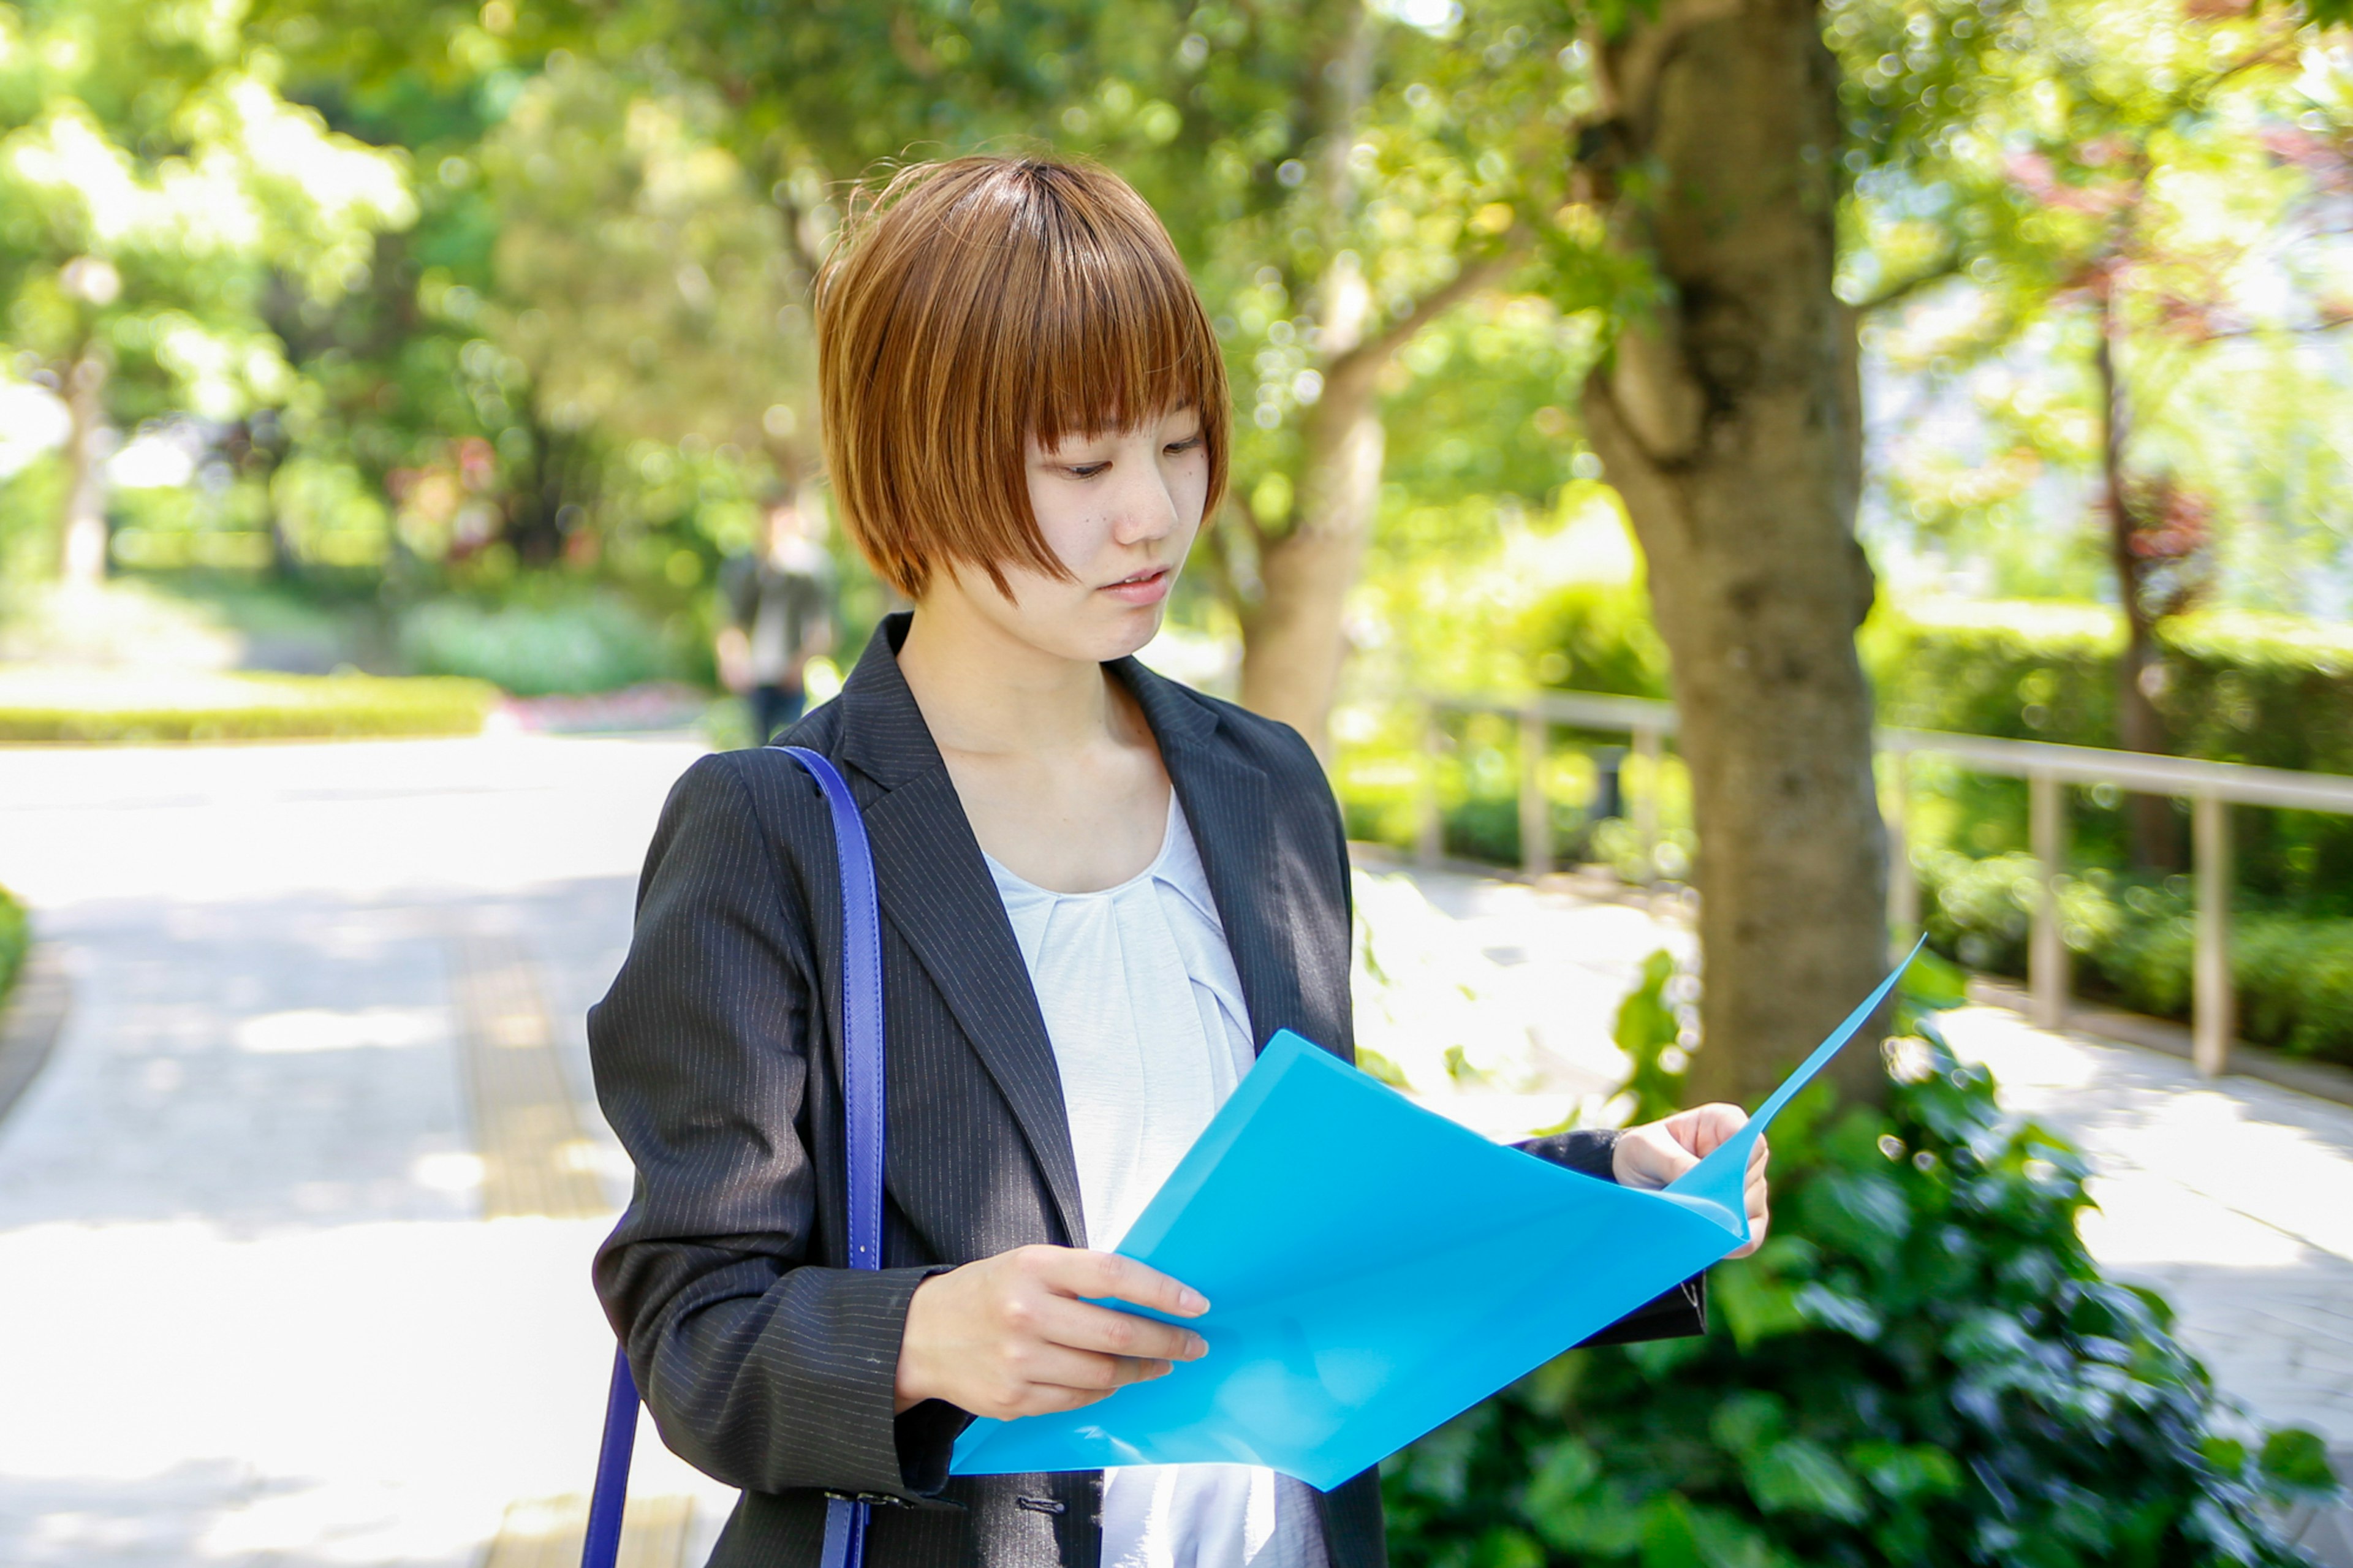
[
  {"xmin": 2093, "ymin": 290, "xmax": 2180, "ymax": 870},
  {"xmin": 1579, "ymin": 0, "xmax": 1892, "ymax": 1106},
  {"xmin": 56, "ymin": 347, "xmax": 112, "ymax": 590},
  {"xmin": 1238, "ymin": 248, "xmax": 1525, "ymax": 750}
]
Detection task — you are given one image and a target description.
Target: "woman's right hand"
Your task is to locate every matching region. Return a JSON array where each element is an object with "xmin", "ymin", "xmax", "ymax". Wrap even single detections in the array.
[{"xmin": 894, "ymin": 1246, "xmax": 1210, "ymax": 1418}]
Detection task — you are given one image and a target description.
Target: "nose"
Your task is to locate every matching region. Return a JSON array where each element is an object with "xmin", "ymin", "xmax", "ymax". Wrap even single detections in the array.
[{"xmin": 1108, "ymin": 447, "xmax": 1179, "ymax": 548}]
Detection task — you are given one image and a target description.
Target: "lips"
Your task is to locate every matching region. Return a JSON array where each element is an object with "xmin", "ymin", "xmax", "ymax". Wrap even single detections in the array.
[{"xmin": 1102, "ymin": 566, "xmax": 1173, "ymax": 605}]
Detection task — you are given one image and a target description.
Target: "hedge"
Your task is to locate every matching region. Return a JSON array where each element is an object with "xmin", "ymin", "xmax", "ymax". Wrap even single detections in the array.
[
  {"xmin": 1865, "ymin": 601, "xmax": 2353, "ymax": 776},
  {"xmin": 0, "ymin": 669, "xmax": 501, "ymax": 743},
  {"xmin": 1919, "ymin": 850, "xmax": 2353, "ymax": 1066},
  {"xmin": 396, "ymin": 591, "xmax": 679, "ymax": 697}
]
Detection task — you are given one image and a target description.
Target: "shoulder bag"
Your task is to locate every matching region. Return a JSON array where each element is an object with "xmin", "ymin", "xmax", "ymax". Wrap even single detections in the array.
[{"xmin": 582, "ymin": 744, "xmax": 887, "ymax": 1568}]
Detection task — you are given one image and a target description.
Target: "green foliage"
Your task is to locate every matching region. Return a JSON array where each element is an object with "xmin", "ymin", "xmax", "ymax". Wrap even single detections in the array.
[
  {"xmin": 1867, "ymin": 602, "xmax": 2353, "ymax": 775},
  {"xmin": 0, "ymin": 881, "xmax": 26, "ymax": 1013},
  {"xmin": 1383, "ymin": 1020, "xmax": 2336, "ymax": 1568},
  {"xmin": 1524, "ymin": 580, "xmax": 1672, "ymax": 700},
  {"xmin": 0, "ymin": 670, "xmax": 496, "ymax": 741},
  {"xmin": 1614, "ymin": 949, "xmax": 1688, "ymax": 1126},
  {"xmin": 0, "ymin": 0, "xmax": 413, "ymax": 417},
  {"xmin": 1925, "ymin": 849, "xmax": 2353, "ymax": 1063},
  {"xmin": 1871, "ymin": 600, "xmax": 2353, "ymax": 911},
  {"xmin": 395, "ymin": 589, "xmax": 674, "ymax": 695}
]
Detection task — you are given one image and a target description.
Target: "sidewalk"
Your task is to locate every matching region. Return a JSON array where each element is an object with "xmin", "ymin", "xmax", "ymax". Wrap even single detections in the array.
[{"xmin": 0, "ymin": 734, "xmax": 735, "ymax": 1566}]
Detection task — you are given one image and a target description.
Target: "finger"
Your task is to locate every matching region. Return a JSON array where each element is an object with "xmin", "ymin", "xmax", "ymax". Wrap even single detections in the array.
[
  {"xmin": 1747, "ymin": 1135, "xmax": 1770, "ymax": 1173},
  {"xmin": 1009, "ymin": 1342, "xmax": 1176, "ymax": 1395},
  {"xmin": 1685, "ymin": 1103, "xmax": 1751, "ymax": 1157},
  {"xmin": 1035, "ymin": 1297, "xmax": 1210, "ymax": 1363},
  {"xmin": 1046, "ymin": 1250, "xmax": 1210, "ymax": 1317},
  {"xmin": 1615, "ymin": 1131, "xmax": 1692, "ymax": 1189}
]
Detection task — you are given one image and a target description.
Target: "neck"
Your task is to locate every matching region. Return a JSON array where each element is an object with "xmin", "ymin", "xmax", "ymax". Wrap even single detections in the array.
[{"xmin": 896, "ymin": 594, "xmax": 1121, "ymax": 759}]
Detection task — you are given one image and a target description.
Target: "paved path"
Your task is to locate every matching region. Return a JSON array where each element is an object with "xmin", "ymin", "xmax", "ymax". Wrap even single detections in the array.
[
  {"xmin": 0, "ymin": 735, "xmax": 736, "ymax": 1566},
  {"xmin": 1, "ymin": 743, "xmax": 2345, "ymax": 1563}
]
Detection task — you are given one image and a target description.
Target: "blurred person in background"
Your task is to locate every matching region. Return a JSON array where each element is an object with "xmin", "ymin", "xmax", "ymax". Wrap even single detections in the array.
[{"xmin": 717, "ymin": 490, "xmax": 838, "ymax": 741}]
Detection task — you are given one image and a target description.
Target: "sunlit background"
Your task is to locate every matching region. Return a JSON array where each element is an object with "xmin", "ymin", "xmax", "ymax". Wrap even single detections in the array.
[{"xmin": 2, "ymin": 0, "xmax": 2351, "ymax": 1562}]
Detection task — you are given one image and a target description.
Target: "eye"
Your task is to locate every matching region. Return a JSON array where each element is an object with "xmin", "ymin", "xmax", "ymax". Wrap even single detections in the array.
[
  {"xmin": 1066, "ymin": 461, "xmax": 1111, "ymax": 479},
  {"xmin": 1164, "ymin": 434, "xmax": 1205, "ymax": 456}
]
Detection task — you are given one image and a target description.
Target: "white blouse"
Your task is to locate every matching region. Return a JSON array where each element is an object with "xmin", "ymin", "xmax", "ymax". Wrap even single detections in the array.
[{"xmin": 985, "ymin": 792, "xmax": 1330, "ymax": 1568}]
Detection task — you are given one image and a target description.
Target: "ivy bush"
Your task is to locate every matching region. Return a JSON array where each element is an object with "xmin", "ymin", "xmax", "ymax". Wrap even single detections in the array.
[{"xmin": 1382, "ymin": 963, "xmax": 2339, "ymax": 1568}]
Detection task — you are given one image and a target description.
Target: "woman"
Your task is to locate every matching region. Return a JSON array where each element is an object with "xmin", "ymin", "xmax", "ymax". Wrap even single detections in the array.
[{"xmin": 589, "ymin": 155, "xmax": 1770, "ymax": 1568}]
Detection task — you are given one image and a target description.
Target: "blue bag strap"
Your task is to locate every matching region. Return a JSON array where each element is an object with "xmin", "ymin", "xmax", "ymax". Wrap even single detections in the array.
[{"xmin": 582, "ymin": 745, "xmax": 887, "ymax": 1568}]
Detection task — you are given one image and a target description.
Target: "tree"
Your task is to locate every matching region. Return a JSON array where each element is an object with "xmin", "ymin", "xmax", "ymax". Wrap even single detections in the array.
[
  {"xmin": 1835, "ymin": 0, "xmax": 2353, "ymax": 865},
  {"xmin": 1571, "ymin": 0, "xmax": 1894, "ymax": 1105},
  {"xmin": 0, "ymin": 0, "xmax": 412, "ymax": 588},
  {"xmin": 468, "ymin": 56, "xmax": 809, "ymax": 562}
]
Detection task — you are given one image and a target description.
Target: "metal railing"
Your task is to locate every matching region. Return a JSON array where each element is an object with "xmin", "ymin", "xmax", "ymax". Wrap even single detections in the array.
[{"xmin": 1417, "ymin": 689, "xmax": 2353, "ymax": 1078}]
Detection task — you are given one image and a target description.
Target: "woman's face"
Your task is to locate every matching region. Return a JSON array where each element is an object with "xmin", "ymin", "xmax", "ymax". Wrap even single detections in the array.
[{"xmin": 933, "ymin": 403, "xmax": 1209, "ymax": 665}]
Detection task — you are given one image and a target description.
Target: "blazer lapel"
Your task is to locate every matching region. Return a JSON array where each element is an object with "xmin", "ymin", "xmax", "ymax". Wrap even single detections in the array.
[
  {"xmin": 835, "ymin": 620, "xmax": 1090, "ymax": 1249},
  {"xmin": 1116, "ymin": 661, "xmax": 1309, "ymax": 1058}
]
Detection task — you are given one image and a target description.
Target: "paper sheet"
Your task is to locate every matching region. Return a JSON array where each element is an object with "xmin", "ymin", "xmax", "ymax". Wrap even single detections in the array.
[{"xmin": 949, "ymin": 941, "xmax": 1922, "ymax": 1490}]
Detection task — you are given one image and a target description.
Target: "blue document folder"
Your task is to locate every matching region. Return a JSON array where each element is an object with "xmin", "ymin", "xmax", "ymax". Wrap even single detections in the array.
[{"xmin": 950, "ymin": 943, "xmax": 1920, "ymax": 1490}]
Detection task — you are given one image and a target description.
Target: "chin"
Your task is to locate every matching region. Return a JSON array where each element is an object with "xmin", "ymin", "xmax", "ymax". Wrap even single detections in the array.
[{"xmin": 1095, "ymin": 603, "xmax": 1167, "ymax": 663}]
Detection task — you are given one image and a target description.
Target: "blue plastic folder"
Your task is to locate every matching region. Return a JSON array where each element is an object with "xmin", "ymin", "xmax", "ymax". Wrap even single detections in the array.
[{"xmin": 950, "ymin": 941, "xmax": 1922, "ymax": 1490}]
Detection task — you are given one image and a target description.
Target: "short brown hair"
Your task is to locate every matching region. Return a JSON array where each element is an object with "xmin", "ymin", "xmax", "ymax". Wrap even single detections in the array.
[{"xmin": 816, "ymin": 156, "xmax": 1230, "ymax": 599}]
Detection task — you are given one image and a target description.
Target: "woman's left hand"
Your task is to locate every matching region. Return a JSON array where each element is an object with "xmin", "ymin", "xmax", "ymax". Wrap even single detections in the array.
[{"xmin": 1611, "ymin": 1105, "xmax": 1771, "ymax": 1259}]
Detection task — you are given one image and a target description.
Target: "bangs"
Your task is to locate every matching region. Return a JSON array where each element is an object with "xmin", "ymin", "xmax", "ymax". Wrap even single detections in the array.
[
  {"xmin": 817, "ymin": 156, "xmax": 1232, "ymax": 599},
  {"xmin": 1010, "ymin": 170, "xmax": 1225, "ymax": 449}
]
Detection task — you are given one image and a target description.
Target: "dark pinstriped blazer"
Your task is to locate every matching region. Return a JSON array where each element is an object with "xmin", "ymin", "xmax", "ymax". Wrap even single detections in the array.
[{"xmin": 589, "ymin": 613, "xmax": 1700, "ymax": 1568}]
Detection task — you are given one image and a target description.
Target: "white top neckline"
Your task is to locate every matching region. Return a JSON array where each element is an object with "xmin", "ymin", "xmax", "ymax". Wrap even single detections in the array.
[{"xmin": 980, "ymin": 789, "xmax": 1180, "ymax": 902}]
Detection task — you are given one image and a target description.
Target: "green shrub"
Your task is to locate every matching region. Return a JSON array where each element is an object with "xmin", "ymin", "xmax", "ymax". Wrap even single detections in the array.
[
  {"xmin": 1868, "ymin": 601, "xmax": 2353, "ymax": 911},
  {"xmin": 1525, "ymin": 581, "xmax": 1672, "ymax": 700},
  {"xmin": 1916, "ymin": 850, "xmax": 2353, "ymax": 1066},
  {"xmin": 1863, "ymin": 600, "xmax": 2122, "ymax": 744},
  {"xmin": 2088, "ymin": 907, "xmax": 2353, "ymax": 1064},
  {"xmin": 396, "ymin": 591, "xmax": 675, "ymax": 695},
  {"xmin": 0, "ymin": 670, "xmax": 498, "ymax": 743},
  {"xmin": 0, "ymin": 883, "xmax": 26, "ymax": 1013},
  {"xmin": 1384, "ymin": 993, "xmax": 2337, "ymax": 1568}
]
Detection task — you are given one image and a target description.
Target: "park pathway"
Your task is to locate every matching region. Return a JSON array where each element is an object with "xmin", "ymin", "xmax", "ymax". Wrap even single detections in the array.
[
  {"xmin": 0, "ymin": 735, "xmax": 738, "ymax": 1566},
  {"xmin": 0, "ymin": 737, "xmax": 2345, "ymax": 1563}
]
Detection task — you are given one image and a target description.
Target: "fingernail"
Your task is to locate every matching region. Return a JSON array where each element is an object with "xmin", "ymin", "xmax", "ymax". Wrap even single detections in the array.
[
  {"xmin": 1178, "ymin": 1288, "xmax": 1208, "ymax": 1314},
  {"xmin": 1185, "ymin": 1335, "xmax": 1208, "ymax": 1359}
]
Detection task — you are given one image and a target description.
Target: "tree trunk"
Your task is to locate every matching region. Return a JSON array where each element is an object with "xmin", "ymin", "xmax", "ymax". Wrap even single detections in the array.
[
  {"xmin": 1581, "ymin": 0, "xmax": 1892, "ymax": 1107},
  {"xmin": 2094, "ymin": 298, "xmax": 2178, "ymax": 870},
  {"xmin": 1238, "ymin": 344, "xmax": 1385, "ymax": 752},
  {"xmin": 1236, "ymin": 0, "xmax": 1378, "ymax": 755},
  {"xmin": 56, "ymin": 349, "xmax": 111, "ymax": 589}
]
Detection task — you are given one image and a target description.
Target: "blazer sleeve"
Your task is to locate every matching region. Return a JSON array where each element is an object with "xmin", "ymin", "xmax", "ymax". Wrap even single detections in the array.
[
  {"xmin": 589, "ymin": 754, "xmax": 949, "ymax": 1502},
  {"xmin": 1514, "ymin": 1129, "xmax": 1708, "ymax": 1344}
]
